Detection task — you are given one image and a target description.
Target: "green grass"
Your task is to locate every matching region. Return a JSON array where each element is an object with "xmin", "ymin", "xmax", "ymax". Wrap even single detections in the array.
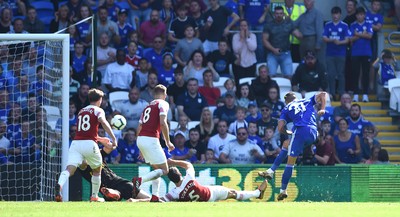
[{"xmin": 1, "ymin": 202, "xmax": 400, "ymax": 217}]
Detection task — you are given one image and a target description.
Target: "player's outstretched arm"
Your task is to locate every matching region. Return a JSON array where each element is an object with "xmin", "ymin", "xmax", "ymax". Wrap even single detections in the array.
[
  {"xmin": 168, "ymin": 158, "xmax": 193, "ymax": 170},
  {"xmin": 99, "ymin": 117, "xmax": 117, "ymax": 148},
  {"xmin": 315, "ymin": 91, "xmax": 327, "ymax": 115}
]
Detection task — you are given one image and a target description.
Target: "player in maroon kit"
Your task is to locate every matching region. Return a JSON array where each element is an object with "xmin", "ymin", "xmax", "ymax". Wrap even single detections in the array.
[
  {"xmin": 55, "ymin": 88, "xmax": 118, "ymax": 202},
  {"xmin": 132, "ymin": 84, "xmax": 175, "ymax": 202},
  {"xmin": 161, "ymin": 160, "xmax": 268, "ymax": 202}
]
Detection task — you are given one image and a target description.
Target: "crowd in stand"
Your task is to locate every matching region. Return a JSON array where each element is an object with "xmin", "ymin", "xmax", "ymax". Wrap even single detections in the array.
[{"xmin": 0, "ymin": 0, "xmax": 398, "ymax": 165}]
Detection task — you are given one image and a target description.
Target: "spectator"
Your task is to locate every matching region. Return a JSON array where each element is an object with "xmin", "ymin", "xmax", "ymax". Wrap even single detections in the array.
[
  {"xmin": 250, "ymin": 64, "xmax": 280, "ymax": 106},
  {"xmin": 315, "ymin": 120, "xmax": 335, "ymax": 165},
  {"xmin": 0, "ymin": 89, "xmax": 10, "ymax": 122},
  {"xmin": 295, "ymin": 0, "xmax": 324, "ymax": 61},
  {"xmin": 6, "ymin": 56, "xmax": 24, "ymax": 91},
  {"xmin": 23, "ymin": 7, "xmax": 45, "ymax": 33},
  {"xmin": 167, "ymin": 68, "xmax": 186, "ymax": 119},
  {"xmin": 202, "ymin": 0, "xmax": 239, "ymax": 54},
  {"xmin": 176, "ymin": 78, "xmax": 208, "ymax": 121},
  {"xmin": 267, "ymin": 86, "xmax": 285, "ymax": 119},
  {"xmin": 184, "ymin": 50, "xmax": 219, "ymax": 86},
  {"xmin": 203, "ymin": 149, "xmax": 218, "ymax": 164},
  {"xmin": 223, "ymin": 78, "xmax": 236, "ymax": 96},
  {"xmin": 349, "ymin": 7, "xmax": 373, "ymax": 102},
  {"xmin": 247, "ymin": 121, "xmax": 263, "ymax": 147},
  {"xmin": 139, "ymin": 70, "xmax": 159, "ymax": 102},
  {"xmin": 0, "ymin": 121, "xmax": 10, "ymax": 164},
  {"xmin": 76, "ymin": 4, "xmax": 93, "ymax": 49},
  {"xmin": 96, "ymin": 32, "xmax": 117, "ymax": 76},
  {"xmin": 55, "ymin": 101, "xmax": 78, "ymax": 133},
  {"xmin": 66, "ymin": 0, "xmax": 83, "ymax": 23},
  {"xmin": 77, "ymin": 58, "xmax": 102, "ymax": 88},
  {"xmin": 168, "ymin": 5, "xmax": 197, "ymax": 44},
  {"xmin": 360, "ymin": 125, "xmax": 380, "ymax": 163},
  {"xmin": 126, "ymin": 30, "xmax": 144, "ymax": 57},
  {"xmin": 50, "ymin": 4, "xmax": 71, "ymax": 33},
  {"xmin": 139, "ymin": 9, "xmax": 167, "ymax": 48},
  {"xmin": 8, "ymin": 18, "xmax": 28, "ymax": 34},
  {"xmin": 364, "ymin": 146, "xmax": 381, "ymax": 164},
  {"xmin": 228, "ymin": 106, "xmax": 248, "ymax": 136},
  {"xmin": 184, "ymin": 127, "xmax": 207, "ymax": 163},
  {"xmin": 206, "ymin": 39, "xmax": 236, "ymax": 77},
  {"xmin": 127, "ymin": 0, "xmax": 152, "ymax": 30},
  {"xmin": 170, "ymin": 130, "xmax": 194, "ymax": 161},
  {"xmin": 70, "ymin": 83, "xmax": 89, "ymax": 115},
  {"xmin": 373, "ymin": 49, "xmax": 399, "ymax": 97},
  {"xmin": 344, "ymin": 103, "xmax": 375, "ymax": 139},
  {"xmin": 159, "ymin": 0, "xmax": 175, "ymax": 26},
  {"xmin": 116, "ymin": 9, "xmax": 134, "ymax": 49},
  {"xmin": 366, "ymin": 0, "xmax": 383, "ymax": 83},
  {"xmin": 246, "ymin": 101, "xmax": 262, "ymax": 123},
  {"xmin": 135, "ymin": 58, "xmax": 150, "ymax": 89},
  {"xmin": 126, "ymin": 41, "xmax": 141, "ymax": 70},
  {"xmin": 256, "ymin": 102, "xmax": 278, "ymax": 139},
  {"xmin": 189, "ymin": 0, "xmax": 206, "ymax": 41},
  {"xmin": 170, "ymin": 114, "xmax": 189, "ymax": 140},
  {"xmin": 91, "ymin": 6, "xmax": 120, "ymax": 46},
  {"xmin": 323, "ymin": 6, "xmax": 350, "ymax": 98},
  {"xmin": 22, "ymin": 46, "xmax": 40, "ymax": 83},
  {"xmin": 174, "ymin": 25, "xmax": 203, "ymax": 68},
  {"xmin": 11, "ymin": 74, "xmax": 29, "ymax": 109},
  {"xmin": 377, "ymin": 149, "xmax": 390, "ymax": 164},
  {"xmin": 195, "ymin": 107, "xmax": 217, "ymax": 145},
  {"xmin": 238, "ymin": 0, "xmax": 270, "ymax": 62},
  {"xmin": 213, "ymin": 90, "xmax": 237, "ymax": 125},
  {"xmin": 8, "ymin": 120, "xmax": 37, "ymax": 163},
  {"xmin": 143, "ymin": 36, "xmax": 165, "ymax": 70},
  {"xmin": 157, "ymin": 52, "xmax": 175, "ymax": 87},
  {"xmin": 283, "ymin": 0, "xmax": 306, "ymax": 63},
  {"xmin": 113, "ymin": 87, "xmax": 148, "ymax": 129},
  {"xmin": 103, "ymin": 49, "xmax": 135, "ymax": 92},
  {"xmin": 333, "ymin": 92, "xmax": 351, "ymax": 123},
  {"xmin": 236, "ymin": 83, "xmax": 255, "ymax": 109},
  {"xmin": 263, "ymin": 6, "xmax": 302, "ymax": 78},
  {"xmin": 219, "ymin": 127, "xmax": 265, "ymax": 164},
  {"xmin": 262, "ymin": 126, "xmax": 281, "ymax": 164},
  {"xmin": 118, "ymin": 128, "xmax": 141, "ymax": 164},
  {"xmin": 291, "ymin": 50, "xmax": 328, "ymax": 96},
  {"xmin": 0, "ymin": 8, "xmax": 13, "ymax": 33},
  {"xmin": 6, "ymin": 104, "xmax": 22, "ymax": 139},
  {"xmin": 102, "ymin": 0, "xmax": 121, "ymax": 22},
  {"xmin": 343, "ymin": 0, "xmax": 358, "ymax": 92},
  {"xmin": 30, "ymin": 65, "xmax": 53, "ymax": 104},
  {"xmin": 232, "ymin": 19, "xmax": 257, "ymax": 85},
  {"xmin": 333, "ymin": 118, "xmax": 361, "ymax": 164},
  {"xmin": 198, "ymin": 70, "xmax": 221, "ymax": 106},
  {"xmin": 21, "ymin": 93, "xmax": 37, "ymax": 122},
  {"xmin": 207, "ymin": 120, "xmax": 236, "ymax": 160},
  {"xmin": 71, "ymin": 41, "xmax": 87, "ymax": 76},
  {"xmin": 9, "ymin": 0, "xmax": 27, "ymax": 17}
]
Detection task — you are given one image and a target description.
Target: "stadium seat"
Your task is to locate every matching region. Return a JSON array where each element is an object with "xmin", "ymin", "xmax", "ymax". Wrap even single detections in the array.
[
  {"xmin": 388, "ymin": 78, "xmax": 400, "ymax": 93},
  {"xmin": 169, "ymin": 121, "xmax": 178, "ymax": 130},
  {"xmin": 292, "ymin": 62, "xmax": 299, "ymax": 72},
  {"xmin": 239, "ymin": 77, "xmax": 255, "ymax": 85},
  {"xmin": 218, "ymin": 86, "xmax": 227, "ymax": 95},
  {"xmin": 208, "ymin": 106, "xmax": 217, "ymax": 116},
  {"xmin": 389, "ymin": 86, "xmax": 400, "ymax": 111},
  {"xmin": 42, "ymin": 105, "xmax": 61, "ymax": 130},
  {"xmin": 304, "ymin": 91, "xmax": 331, "ymax": 106},
  {"xmin": 116, "ymin": 1, "xmax": 130, "ymax": 9},
  {"xmin": 109, "ymin": 91, "xmax": 129, "ymax": 110},
  {"xmin": 31, "ymin": 1, "xmax": 55, "ymax": 18},
  {"xmin": 187, "ymin": 121, "xmax": 200, "ymax": 130},
  {"xmin": 213, "ymin": 77, "xmax": 229, "ymax": 87},
  {"xmin": 280, "ymin": 91, "xmax": 302, "ymax": 102},
  {"xmin": 271, "ymin": 77, "xmax": 291, "ymax": 94}
]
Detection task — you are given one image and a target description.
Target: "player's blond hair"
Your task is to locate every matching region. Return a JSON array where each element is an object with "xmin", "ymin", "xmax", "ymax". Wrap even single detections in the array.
[
  {"xmin": 284, "ymin": 92, "xmax": 297, "ymax": 104},
  {"xmin": 154, "ymin": 84, "xmax": 167, "ymax": 96},
  {"xmin": 88, "ymin": 88, "xmax": 104, "ymax": 103}
]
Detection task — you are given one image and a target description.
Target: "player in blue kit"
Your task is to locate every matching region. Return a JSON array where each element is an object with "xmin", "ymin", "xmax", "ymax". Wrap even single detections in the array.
[{"xmin": 258, "ymin": 91, "xmax": 327, "ymax": 200}]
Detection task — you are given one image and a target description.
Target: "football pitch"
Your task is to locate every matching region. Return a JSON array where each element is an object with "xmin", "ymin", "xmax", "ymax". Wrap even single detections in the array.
[{"xmin": 1, "ymin": 202, "xmax": 399, "ymax": 217}]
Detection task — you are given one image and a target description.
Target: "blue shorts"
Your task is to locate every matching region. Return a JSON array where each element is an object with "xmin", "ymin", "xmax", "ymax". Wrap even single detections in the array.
[{"xmin": 288, "ymin": 127, "xmax": 318, "ymax": 157}]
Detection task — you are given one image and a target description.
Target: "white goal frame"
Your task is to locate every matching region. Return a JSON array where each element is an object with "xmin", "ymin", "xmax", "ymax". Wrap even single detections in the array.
[{"xmin": 0, "ymin": 34, "xmax": 70, "ymax": 201}]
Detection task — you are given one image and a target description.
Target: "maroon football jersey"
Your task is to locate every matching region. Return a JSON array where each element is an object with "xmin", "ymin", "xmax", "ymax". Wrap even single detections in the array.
[
  {"xmin": 74, "ymin": 105, "xmax": 105, "ymax": 142},
  {"xmin": 138, "ymin": 99, "xmax": 169, "ymax": 138}
]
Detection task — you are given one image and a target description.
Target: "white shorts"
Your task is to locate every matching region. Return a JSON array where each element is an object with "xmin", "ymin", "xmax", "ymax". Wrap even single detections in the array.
[
  {"xmin": 207, "ymin": 185, "xmax": 229, "ymax": 202},
  {"xmin": 67, "ymin": 140, "xmax": 102, "ymax": 168},
  {"xmin": 137, "ymin": 136, "xmax": 167, "ymax": 165}
]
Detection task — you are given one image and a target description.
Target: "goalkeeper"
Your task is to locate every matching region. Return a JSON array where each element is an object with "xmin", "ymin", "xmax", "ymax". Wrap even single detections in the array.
[{"xmin": 78, "ymin": 136, "xmax": 150, "ymax": 202}]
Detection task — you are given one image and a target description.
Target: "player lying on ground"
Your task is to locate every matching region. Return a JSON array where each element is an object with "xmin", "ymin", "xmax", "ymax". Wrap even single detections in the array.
[
  {"xmin": 160, "ymin": 160, "xmax": 268, "ymax": 202},
  {"xmin": 79, "ymin": 136, "xmax": 151, "ymax": 202}
]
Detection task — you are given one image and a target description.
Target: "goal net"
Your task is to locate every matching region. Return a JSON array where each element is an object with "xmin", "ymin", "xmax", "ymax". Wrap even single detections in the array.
[{"xmin": 0, "ymin": 34, "xmax": 69, "ymax": 201}]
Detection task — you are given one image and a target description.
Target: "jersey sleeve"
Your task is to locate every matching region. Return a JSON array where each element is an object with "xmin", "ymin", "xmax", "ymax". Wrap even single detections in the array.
[
  {"xmin": 163, "ymin": 189, "xmax": 179, "ymax": 202},
  {"xmin": 95, "ymin": 107, "xmax": 106, "ymax": 121},
  {"xmin": 158, "ymin": 100, "xmax": 170, "ymax": 116},
  {"xmin": 186, "ymin": 166, "xmax": 195, "ymax": 178},
  {"xmin": 279, "ymin": 108, "xmax": 288, "ymax": 124}
]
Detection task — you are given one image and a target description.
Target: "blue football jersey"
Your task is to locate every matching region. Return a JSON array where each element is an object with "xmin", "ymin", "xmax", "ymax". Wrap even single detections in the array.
[{"xmin": 280, "ymin": 95, "xmax": 317, "ymax": 130}]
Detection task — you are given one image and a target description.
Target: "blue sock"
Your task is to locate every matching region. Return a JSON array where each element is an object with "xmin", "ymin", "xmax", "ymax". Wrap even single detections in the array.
[
  {"xmin": 271, "ymin": 148, "xmax": 288, "ymax": 171},
  {"xmin": 281, "ymin": 164, "xmax": 294, "ymax": 191}
]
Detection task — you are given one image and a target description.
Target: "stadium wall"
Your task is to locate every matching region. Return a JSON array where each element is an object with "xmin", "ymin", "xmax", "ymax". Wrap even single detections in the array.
[{"xmin": 80, "ymin": 165, "xmax": 400, "ymax": 202}]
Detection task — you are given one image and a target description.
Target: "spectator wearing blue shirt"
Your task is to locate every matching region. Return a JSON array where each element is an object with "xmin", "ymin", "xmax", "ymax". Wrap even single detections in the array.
[
  {"xmin": 323, "ymin": 6, "xmax": 351, "ymax": 98},
  {"xmin": 184, "ymin": 128, "xmax": 207, "ymax": 163},
  {"xmin": 30, "ymin": 65, "xmax": 53, "ymax": 105},
  {"xmin": 118, "ymin": 128, "xmax": 141, "ymax": 164},
  {"xmin": 10, "ymin": 75, "xmax": 29, "ymax": 109},
  {"xmin": 345, "ymin": 104, "xmax": 375, "ymax": 139},
  {"xmin": 116, "ymin": 9, "xmax": 134, "ymax": 49},
  {"xmin": 170, "ymin": 130, "xmax": 195, "ymax": 162},
  {"xmin": 0, "ymin": 121, "xmax": 11, "ymax": 164},
  {"xmin": 0, "ymin": 89, "xmax": 11, "ymax": 123},
  {"xmin": 102, "ymin": 0, "xmax": 121, "ymax": 22},
  {"xmin": 127, "ymin": 0, "xmax": 152, "ymax": 29},
  {"xmin": 246, "ymin": 101, "xmax": 262, "ymax": 123},
  {"xmin": 6, "ymin": 105, "xmax": 22, "ymax": 140},
  {"xmin": 157, "ymin": 52, "xmax": 175, "ymax": 87},
  {"xmin": 334, "ymin": 118, "xmax": 361, "ymax": 164},
  {"xmin": 176, "ymin": 78, "xmax": 208, "ymax": 121},
  {"xmin": 373, "ymin": 49, "xmax": 399, "ymax": 92},
  {"xmin": 213, "ymin": 90, "xmax": 237, "ymax": 125},
  {"xmin": 144, "ymin": 36, "xmax": 164, "ymax": 70},
  {"xmin": 349, "ymin": 7, "xmax": 373, "ymax": 102},
  {"xmin": 72, "ymin": 42, "xmax": 87, "ymax": 75},
  {"xmin": 8, "ymin": 120, "xmax": 38, "ymax": 163},
  {"xmin": 366, "ymin": 0, "xmax": 383, "ymax": 62}
]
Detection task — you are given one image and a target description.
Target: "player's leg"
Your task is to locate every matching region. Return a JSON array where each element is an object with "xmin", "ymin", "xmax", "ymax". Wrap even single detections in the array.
[
  {"xmin": 84, "ymin": 141, "xmax": 104, "ymax": 202},
  {"xmin": 259, "ymin": 138, "xmax": 290, "ymax": 180},
  {"xmin": 278, "ymin": 155, "xmax": 297, "ymax": 201},
  {"xmin": 228, "ymin": 179, "xmax": 269, "ymax": 200}
]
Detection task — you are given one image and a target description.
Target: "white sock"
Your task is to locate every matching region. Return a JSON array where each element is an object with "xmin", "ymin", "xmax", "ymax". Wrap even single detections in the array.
[
  {"xmin": 142, "ymin": 169, "xmax": 163, "ymax": 183},
  {"xmin": 236, "ymin": 190, "xmax": 260, "ymax": 201},
  {"xmin": 353, "ymin": 94, "xmax": 358, "ymax": 101},
  {"xmin": 363, "ymin": 94, "xmax": 369, "ymax": 101},
  {"xmin": 267, "ymin": 168, "xmax": 274, "ymax": 174},
  {"xmin": 152, "ymin": 177, "xmax": 161, "ymax": 197},
  {"xmin": 58, "ymin": 170, "xmax": 70, "ymax": 187},
  {"xmin": 91, "ymin": 175, "xmax": 101, "ymax": 198},
  {"xmin": 280, "ymin": 189, "xmax": 287, "ymax": 195}
]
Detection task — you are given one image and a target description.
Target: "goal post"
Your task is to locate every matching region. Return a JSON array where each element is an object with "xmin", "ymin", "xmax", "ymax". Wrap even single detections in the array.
[{"xmin": 0, "ymin": 34, "xmax": 69, "ymax": 201}]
